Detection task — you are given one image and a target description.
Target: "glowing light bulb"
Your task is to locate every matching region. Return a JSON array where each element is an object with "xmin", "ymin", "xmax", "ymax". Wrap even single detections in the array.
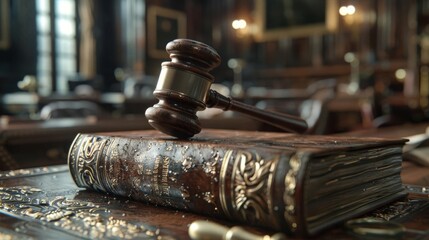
[
  {"xmin": 347, "ymin": 5, "xmax": 356, "ymax": 15},
  {"xmin": 232, "ymin": 19, "xmax": 247, "ymax": 30},
  {"xmin": 395, "ymin": 69, "xmax": 407, "ymax": 81},
  {"xmin": 339, "ymin": 6, "xmax": 348, "ymax": 16},
  {"xmin": 339, "ymin": 5, "xmax": 356, "ymax": 16}
]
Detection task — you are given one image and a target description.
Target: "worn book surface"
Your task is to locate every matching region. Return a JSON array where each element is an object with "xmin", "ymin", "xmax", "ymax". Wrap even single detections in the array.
[{"xmin": 68, "ymin": 129, "xmax": 407, "ymax": 236}]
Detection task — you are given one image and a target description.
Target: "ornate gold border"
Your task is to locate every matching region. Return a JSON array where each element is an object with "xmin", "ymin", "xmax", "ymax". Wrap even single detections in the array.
[
  {"xmin": 0, "ymin": 186, "xmax": 165, "ymax": 239},
  {"xmin": 283, "ymin": 152, "xmax": 303, "ymax": 232},
  {"xmin": 69, "ymin": 135, "xmax": 110, "ymax": 192},
  {"xmin": 219, "ymin": 149, "xmax": 233, "ymax": 218},
  {"xmin": 220, "ymin": 149, "xmax": 281, "ymax": 228}
]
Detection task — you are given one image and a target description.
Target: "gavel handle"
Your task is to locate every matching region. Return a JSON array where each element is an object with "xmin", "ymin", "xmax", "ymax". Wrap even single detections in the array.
[{"xmin": 207, "ymin": 89, "xmax": 308, "ymax": 133}]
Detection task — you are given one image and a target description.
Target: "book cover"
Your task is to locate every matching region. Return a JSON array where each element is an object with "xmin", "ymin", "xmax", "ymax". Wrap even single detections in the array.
[{"xmin": 68, "ymin": 129, "xmax": 407, "ymax": 236}]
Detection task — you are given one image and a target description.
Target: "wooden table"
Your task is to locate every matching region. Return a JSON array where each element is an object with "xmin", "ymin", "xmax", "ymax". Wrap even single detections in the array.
[{"xmin": 1, "ymin": 124, "xmax": 429, "ymax": 239}]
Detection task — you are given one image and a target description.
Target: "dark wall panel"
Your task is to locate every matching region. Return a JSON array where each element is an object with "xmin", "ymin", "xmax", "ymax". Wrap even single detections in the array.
[{"xmin": 0, "ymin": 0, "xmax": 37, "ymax": 93}]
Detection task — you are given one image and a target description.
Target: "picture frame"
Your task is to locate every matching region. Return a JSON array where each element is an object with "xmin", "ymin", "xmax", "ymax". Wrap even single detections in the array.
[
  {"xmin": 254, "ymin": 0, "xmax": 338, "ymax": 41},
  {"xmin": 147, "ymin": 6, "xmax": 186, "ymax": 59},
  {"xmin": 0, "ymin": 0, "xmax": 10, "ymax": 49}
]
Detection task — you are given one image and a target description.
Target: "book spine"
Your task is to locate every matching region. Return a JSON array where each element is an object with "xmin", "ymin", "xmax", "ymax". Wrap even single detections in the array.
[{"xmin": 67, "ymin": 133, "xmax": 307, "ymax": 234}]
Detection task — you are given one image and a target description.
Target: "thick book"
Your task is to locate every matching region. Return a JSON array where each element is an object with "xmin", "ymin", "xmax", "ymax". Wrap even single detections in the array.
[{"xmin": 67, "ymin": 129, "xmax": 407, "ymax": 236}]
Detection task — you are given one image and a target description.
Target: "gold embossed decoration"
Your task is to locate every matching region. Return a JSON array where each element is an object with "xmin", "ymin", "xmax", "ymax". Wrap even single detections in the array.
[
  {"xmin": 0, "ymin": 165, "xmax": 68, "ymax": 179},
  {"xmin": 220, "ymin": 150, "xmax": 280, "ymax": 228},
  {"xmin": 69, "ymin": 135, "xmax": 110, "ymax": 192},
  {"xmin": 0, "ymin": 186, "xmax": 171, "ymax": 239},
  {"xmin": 283, "ymin": 153, "xmax": 303, "ymax": 232}
]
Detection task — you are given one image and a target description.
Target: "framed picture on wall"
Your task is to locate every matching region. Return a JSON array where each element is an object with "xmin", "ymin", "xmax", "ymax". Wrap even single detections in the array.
[
  {"xmin": 0, "ymin": 0, "xmax": 10, "ymax": 49},
  {"xmin": 254, "ymin": 0, "xmax": 338, "ymax": 41},
  {"xmin": 147, "ymin": 6, "xmax": 187, "ymax": 59}
]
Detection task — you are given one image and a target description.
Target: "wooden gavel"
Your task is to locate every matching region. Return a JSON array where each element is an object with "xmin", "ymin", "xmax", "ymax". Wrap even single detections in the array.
[{"xmin": 145, "ymin": 39, "xmax": 308, "ymax": 139}]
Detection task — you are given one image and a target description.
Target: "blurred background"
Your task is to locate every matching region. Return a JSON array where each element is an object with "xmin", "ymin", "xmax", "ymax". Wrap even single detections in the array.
[{"xmin": 1, "ymin": 0, "xmax": 429, "ymax": 169}]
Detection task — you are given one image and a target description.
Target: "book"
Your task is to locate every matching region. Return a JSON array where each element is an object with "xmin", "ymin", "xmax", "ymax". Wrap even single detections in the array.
[{"xmin": 67, "ymin": 129, "xmax": 407, "ymax": 236}]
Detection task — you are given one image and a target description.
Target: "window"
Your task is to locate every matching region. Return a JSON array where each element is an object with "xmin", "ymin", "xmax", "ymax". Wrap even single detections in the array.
[{"xmin": 36, "ymin": 0, "xmax": 77, "ymax": 95}]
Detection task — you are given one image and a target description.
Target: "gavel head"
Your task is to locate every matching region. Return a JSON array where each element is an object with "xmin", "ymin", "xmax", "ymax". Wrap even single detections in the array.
[{"xmin": 145, "ymin": 39, "xmax": 221, "ymax": 139}]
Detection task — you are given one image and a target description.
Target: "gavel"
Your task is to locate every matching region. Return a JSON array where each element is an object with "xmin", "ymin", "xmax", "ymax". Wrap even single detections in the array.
[{"xmin": 145, "ymin": 39, "xmax": 308, "ymax": 139}]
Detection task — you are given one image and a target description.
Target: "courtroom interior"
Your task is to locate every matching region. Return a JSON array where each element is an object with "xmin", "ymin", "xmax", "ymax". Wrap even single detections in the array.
[
  {"xmin": 1, "ymin": 0, "xmax": 429, "ymax": 239},
  {"xmin": 1, "ymin": 0, "xmax": 428, "ymax": 169}
]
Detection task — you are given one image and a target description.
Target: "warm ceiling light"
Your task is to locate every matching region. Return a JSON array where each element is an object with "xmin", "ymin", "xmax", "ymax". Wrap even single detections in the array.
[
  {"xmin": 339, "ymin": 5, "xmax": 356, "ymax": 16},
  {"xmin": 339, "ymin": 6, "xmax": 348, "ymax": 16},
  {"xmin": 395, "ymin": 69, "xmax": 407, "ymax": 81},
  {"xmin": 232, "ymin": 19, "xmax": 247, "ymax": 30},
  {"xmin": 347, "ymin": 5, "xmax": 356, "ymax": 15}
]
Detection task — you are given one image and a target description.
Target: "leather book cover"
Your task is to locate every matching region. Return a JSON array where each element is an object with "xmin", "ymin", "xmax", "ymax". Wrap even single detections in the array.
[{"xmin": 68, "ymin": 129, "xmax": 407, "ymax": 236}]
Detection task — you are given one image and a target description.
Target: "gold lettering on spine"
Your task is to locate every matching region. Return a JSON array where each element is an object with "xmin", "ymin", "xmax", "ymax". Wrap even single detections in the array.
[
  {"xmin": 150, "ymin": 155, "xmax": 171, "ymax": 197},
  {"xmin": 152, "ymin": 156, "xmax": 161, "ymax": 195},
  {"xmin": 161, "ymin": 157, "xmax": 170, "ymax": 195}
]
